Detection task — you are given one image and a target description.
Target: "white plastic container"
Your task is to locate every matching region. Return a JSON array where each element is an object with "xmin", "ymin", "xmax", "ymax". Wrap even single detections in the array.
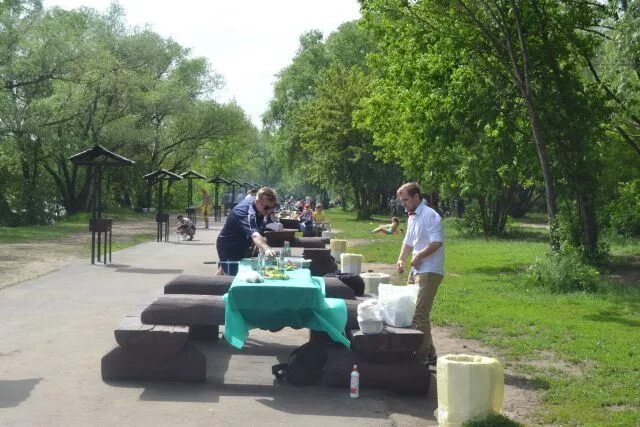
[
  {"xmin": 330, "ymin": 239, "xmax": 348, "ymax": 261},
  {"xmin": 357, "ymin": 317, "xmax": 383, "ymax": 334},
  {"xmin": 340, "ymin": 253, "xmax": 363, "ymax": 275},
  {"xmin": 359, "ymin": 272, "xmax": 390, "ymax": 295},
  {"xmin": 435, "ymin": 354, "xmax": 504, "ymax": 427}
]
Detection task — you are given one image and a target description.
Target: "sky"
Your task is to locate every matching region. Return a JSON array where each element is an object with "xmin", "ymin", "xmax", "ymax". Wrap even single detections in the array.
[{"xmin": 42, "ymin": 0, "xmax": 362, "ymax": 128}]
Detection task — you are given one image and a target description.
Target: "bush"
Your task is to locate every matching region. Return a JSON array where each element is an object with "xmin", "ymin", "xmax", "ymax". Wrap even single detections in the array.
[
  {"xmin": 526, "ymin": 250, "xmax": 600, "ymax": 293},
  {"xmin": 454, "ymin": 204, "xmax": 484, "ymax": 237},
  {"xmin": 607, "ymin": 179, "xmax": 640, "ymax": 238}
]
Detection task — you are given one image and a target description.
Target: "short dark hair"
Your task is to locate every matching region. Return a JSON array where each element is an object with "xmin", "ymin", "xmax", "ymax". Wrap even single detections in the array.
[
  {"xmin": 397, "ymin": 182, "xmax": 422, "ymax": 199},
  {"xmin": 177, "ymin": 215, "xmax": 183, "ymax": 220}
]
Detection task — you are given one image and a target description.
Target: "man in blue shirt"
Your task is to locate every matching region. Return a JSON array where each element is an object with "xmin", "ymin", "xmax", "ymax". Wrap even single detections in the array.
[{"xmin": 216, "ymin": 187, "xmax": 278, "ymax": 275}]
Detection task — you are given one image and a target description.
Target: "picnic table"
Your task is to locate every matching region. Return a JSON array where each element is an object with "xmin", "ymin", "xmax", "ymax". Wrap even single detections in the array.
[{"xmin": 223, "ymin": 264, "xmax": 350, "ymax": 349}]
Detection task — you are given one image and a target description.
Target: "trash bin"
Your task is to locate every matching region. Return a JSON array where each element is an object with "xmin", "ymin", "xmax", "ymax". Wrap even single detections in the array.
[
  {"xmin": 359, "ymin": 272, "xmax": 390, "ymax": 295},
  {"xmin": 436, "ymin": 354, "xmax": 504, "ymax": 427},
  {"xmin": 341, "ymin": 253, "xmax": 363, "ymax": 275}
]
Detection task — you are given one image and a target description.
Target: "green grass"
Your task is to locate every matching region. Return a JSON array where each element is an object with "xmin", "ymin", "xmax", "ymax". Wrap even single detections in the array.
[
  {"xmin": 327, "ymin": 208, "xmax": 640, "ymax": 426},
  {"xmin": 0, "ymin": 208, "xmax": 148, "ymax": 244}
]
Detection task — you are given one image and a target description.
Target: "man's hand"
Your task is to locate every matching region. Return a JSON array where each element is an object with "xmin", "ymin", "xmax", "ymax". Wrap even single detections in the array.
[
  {"xmin": 264, "ymin": 247, "xmax": 277, "ymax": 258},
  {"xmin": 410, "ymin": 253, "xmax": 423, "ymax": 268},
  {"xmin": 396, "ymin": 259, "xmax": 404, "ymax": 273}
]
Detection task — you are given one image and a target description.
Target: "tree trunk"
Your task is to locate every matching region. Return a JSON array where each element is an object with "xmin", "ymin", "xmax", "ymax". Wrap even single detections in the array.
[{"xmin": 576, "ymin": 192, "xmax": 598, "ymax": 257}]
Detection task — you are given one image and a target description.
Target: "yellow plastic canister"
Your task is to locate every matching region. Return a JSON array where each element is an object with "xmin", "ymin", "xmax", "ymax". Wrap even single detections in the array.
[{"xmin": 435, "ymin": 354, "xmax": 504, "ymax": 427}]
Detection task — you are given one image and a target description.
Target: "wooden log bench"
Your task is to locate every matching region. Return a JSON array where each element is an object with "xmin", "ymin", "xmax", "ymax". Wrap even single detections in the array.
[
  {"xmin": 322, "ymin": 345, "xmax": 430, "ymax": 394},
  {"xmin": 302, "ymin": 248, "xmax": 338, "ymax": 276},
  {"xmin": 348, "ymin": 325, "xmax": 424, "ymax": 363},
  {"xmin": 279, "ymin": 218, "xmax": 300, "ymax": 230},
  {"xmin": 164, "ymin": 274, "xmax": 356, "ymax": 300},
  {"xmin": 292, "ymin": 237, "xmax": 326, "ymax": 248},
  {"xmin": 141, "ymin": 294, "xmax": 225, "ymax": 340},
  {"xmin": 264, "ymin": 230, "xmax": 297, "ymax": 247},
  {"xmin": 101, "ymin": 316, "xmax": 206, "ymax": 382},
  {"xmin": 164, "ymin": 274, "xmax": 234, "ymax": 296}
]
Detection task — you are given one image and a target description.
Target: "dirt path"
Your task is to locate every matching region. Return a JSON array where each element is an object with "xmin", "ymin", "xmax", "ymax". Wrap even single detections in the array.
[{"xmin": 0, "ymin": 218, "xmax": 157, "ymax": 290}]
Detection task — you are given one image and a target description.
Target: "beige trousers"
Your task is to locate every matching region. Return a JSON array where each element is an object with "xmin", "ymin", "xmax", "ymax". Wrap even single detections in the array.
[{"xmin": 408, "ymin": 272, "xmax": 444, "ymax": 359}]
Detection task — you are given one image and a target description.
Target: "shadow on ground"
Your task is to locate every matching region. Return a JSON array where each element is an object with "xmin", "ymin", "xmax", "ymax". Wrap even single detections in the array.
[
  {"xmin": 104, "ymin": 336, "xmax": 437, "ymax": 423},
  {"xmin": 0, "ymin": 378, "xmax": 42, "ymax": 408}
]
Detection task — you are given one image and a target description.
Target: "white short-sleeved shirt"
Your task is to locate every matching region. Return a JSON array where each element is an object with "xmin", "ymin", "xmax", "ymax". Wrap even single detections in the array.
[{"xmin": 403, "ymin": 203, "xmax": 444, "ymax": 275}]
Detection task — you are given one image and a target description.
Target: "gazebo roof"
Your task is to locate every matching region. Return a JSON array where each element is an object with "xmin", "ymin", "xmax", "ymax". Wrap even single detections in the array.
[
  {"xmin": 208, "ymin": 176, "xmax": 231, "ymax": 184},
  {"xmin": 229, "ymin": 179, "xmax": 244, "ymax": 186},
  {"xmin": 143, "ymin": 169, "xmax": 183, "ymax": 183},
  {"xmin": 69, "ymin": 144, "xmax": 134, "ymax": 166},
  {"xmin": 180, "ymin": 171, "xmax": 207, "ymax": 180},
  {"xmin": 252, "ymin": 183, "xmax": 261, "ymax": 189}
]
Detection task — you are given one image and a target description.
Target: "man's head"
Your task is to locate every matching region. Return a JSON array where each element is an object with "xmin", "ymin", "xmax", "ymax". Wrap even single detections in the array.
[
  {"xmin": 315, "ymin": 204, "xmax": 323, "ymax": 211},
  {"xmin": 255, "ymin": 187, "xmax": 277, "ymax": 216},
  {"xmin": 177, "ymin": 215, "xmax": 184, "ymax": 221},
  {"xmin": 397, "ymin": 182, "xmax": 422, "ymax": 212}
]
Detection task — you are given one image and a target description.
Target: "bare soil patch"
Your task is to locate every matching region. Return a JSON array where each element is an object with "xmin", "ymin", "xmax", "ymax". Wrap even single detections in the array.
[{"xmin": 0, "ymin": 218, "xmax": 157, "ymax": 290}]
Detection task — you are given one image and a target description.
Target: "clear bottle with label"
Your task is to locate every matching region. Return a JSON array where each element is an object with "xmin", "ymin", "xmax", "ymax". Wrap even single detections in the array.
[
  {"xmin": 350, "ymin": 364, "xmax": 360, "ymax": 398},
  {"xmin": 257, "ymin": 248, "xmax": 265, "ymax": 274}
]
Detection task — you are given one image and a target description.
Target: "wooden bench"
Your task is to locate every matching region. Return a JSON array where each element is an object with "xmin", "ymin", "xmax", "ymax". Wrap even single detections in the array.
[
  {"xmin": 101, "ymin": 316, "xmax": 206, "ymax": 382},
  {"xmin": 322, "ymin": 345, "xmax": 430, "ymax": 394},
  {"xmin": 164, "ymin": 274, "xmax": 233, "ymax": 295}
]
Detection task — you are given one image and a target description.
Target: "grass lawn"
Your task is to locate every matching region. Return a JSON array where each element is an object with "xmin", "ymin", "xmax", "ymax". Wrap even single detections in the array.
[
  {"xmin": 328, "ymin": 208, "xmax": 640, "ymax": 426},
  {"xmin": 0, "ymin": 208, "xmax": 153, "ymax": 250}
]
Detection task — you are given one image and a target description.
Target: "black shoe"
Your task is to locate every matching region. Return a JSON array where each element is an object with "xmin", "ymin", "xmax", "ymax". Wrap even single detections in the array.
[{"xmin": 188, "ymin": 236, "xmax": 194, "ymax": 241}]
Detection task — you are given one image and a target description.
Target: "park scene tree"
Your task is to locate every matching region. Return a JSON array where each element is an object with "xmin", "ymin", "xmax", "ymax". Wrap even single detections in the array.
[{"xmin": 1, "ymin": 1, "xmax": 639, "ymax": 425}]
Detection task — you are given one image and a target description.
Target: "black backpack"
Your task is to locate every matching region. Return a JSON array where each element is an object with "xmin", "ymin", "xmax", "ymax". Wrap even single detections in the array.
[{"xmin": 272, "ymin": 342, "xmax": 328, "ymax": 386}]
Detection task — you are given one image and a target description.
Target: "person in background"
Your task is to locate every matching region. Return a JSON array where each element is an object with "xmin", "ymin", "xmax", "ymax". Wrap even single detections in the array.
[
  {"xmin": 176, "ymin": 215, "xmax": 195, "ymax": 241},
  {"xmin": 244, "ymin": 188, "xmax": 258, "ymax": 200},
  {"xmin": 216, "ymin": 187, "xmax": 277, "ymax": 275},
  {"xmin": 198, "ymin": 188, "xmax": 211, "ymax": 229},
  {"xmin": 312, "ymin": 203, "xmax": 327, "ymax": 234},
  {"xmin": 395, "ymin": 182, "xmax": 444, "ymax": 367},
  {"xmin": 371, "ymin": 217, "xmax": 401, "ymax": 235},
  {"xmin": 298, "ymin": 204, "xmax": 313, "ymax": 234},
  {"xmin": 388, "ymin": 196, "xmax": 397, "ymax": 216}
]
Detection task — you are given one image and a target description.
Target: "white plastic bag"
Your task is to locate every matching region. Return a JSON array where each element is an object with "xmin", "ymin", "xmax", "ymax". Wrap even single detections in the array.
[
  {"xmin": 356, "ymin": 299, "xmax": 383, "ymax": 334},
  {"xmin": 237, "ymin": 270, "xmax": 263, "ymax": 283},
  {"xmin": 377, "ymin": 283, "xmax": 419, "ymax": 327}
]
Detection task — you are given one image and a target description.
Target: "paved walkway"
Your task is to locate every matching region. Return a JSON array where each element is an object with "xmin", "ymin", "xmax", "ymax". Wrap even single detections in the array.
[{"xmin": 0, "ymin": 220, "xmax": 439, "ymax": 426}]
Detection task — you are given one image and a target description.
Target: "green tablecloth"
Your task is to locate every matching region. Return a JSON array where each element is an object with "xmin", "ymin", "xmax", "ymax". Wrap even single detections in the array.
[{"xmin": 223, "ymin": 267, "xmax": 350, "ymax": 349}]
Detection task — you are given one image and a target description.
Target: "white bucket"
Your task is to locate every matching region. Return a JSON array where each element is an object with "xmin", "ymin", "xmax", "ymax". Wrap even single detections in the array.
[
  {"xmin": 330, "ymin": 239, "xmax": 347, "ymax": 261},
  {"xmin": 436, "ymin": 354, "xmax": 504, "ymax": 427},
  {"xmin": 340, "ymin": 253, "xmax": 363, "ymax": 275},
  {"xmin": 359, "ymin": 272, "xmax": 390, "ymax": 295}
]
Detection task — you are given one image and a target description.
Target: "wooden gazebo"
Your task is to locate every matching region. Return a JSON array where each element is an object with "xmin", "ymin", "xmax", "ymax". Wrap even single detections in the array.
[
  {"xmin": 143, "ymin": 169, "xmax": 183, "ymax": 242},
  {"xmin": 69, "ymin": 145, "xmax": 134, "ymax": 265},
  {"xmin": 208, "ymin": 176, "xmax": 231, "ymax": 222},
  {"xmin": 180, "ymin": 170, "xmax": 207, "ymax": 226}
]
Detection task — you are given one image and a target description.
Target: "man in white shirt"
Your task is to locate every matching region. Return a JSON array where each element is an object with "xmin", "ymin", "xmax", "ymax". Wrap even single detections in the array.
[{"xmin": 395, "ymin": 182, "xmax": 444, "ymax": 366}]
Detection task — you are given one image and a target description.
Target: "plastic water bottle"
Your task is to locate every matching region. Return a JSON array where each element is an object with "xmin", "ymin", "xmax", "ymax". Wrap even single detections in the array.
[
  {"xmin": 257, "ymin": 249, "xmax": 265, "ymax": 273},
  {"xmin": 283, "ymin": 240, "xmax": 291, "ymax": 257},
  {"xmin": 350, "ymin": 364, "xmax": 360, "ymax": 398}
]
